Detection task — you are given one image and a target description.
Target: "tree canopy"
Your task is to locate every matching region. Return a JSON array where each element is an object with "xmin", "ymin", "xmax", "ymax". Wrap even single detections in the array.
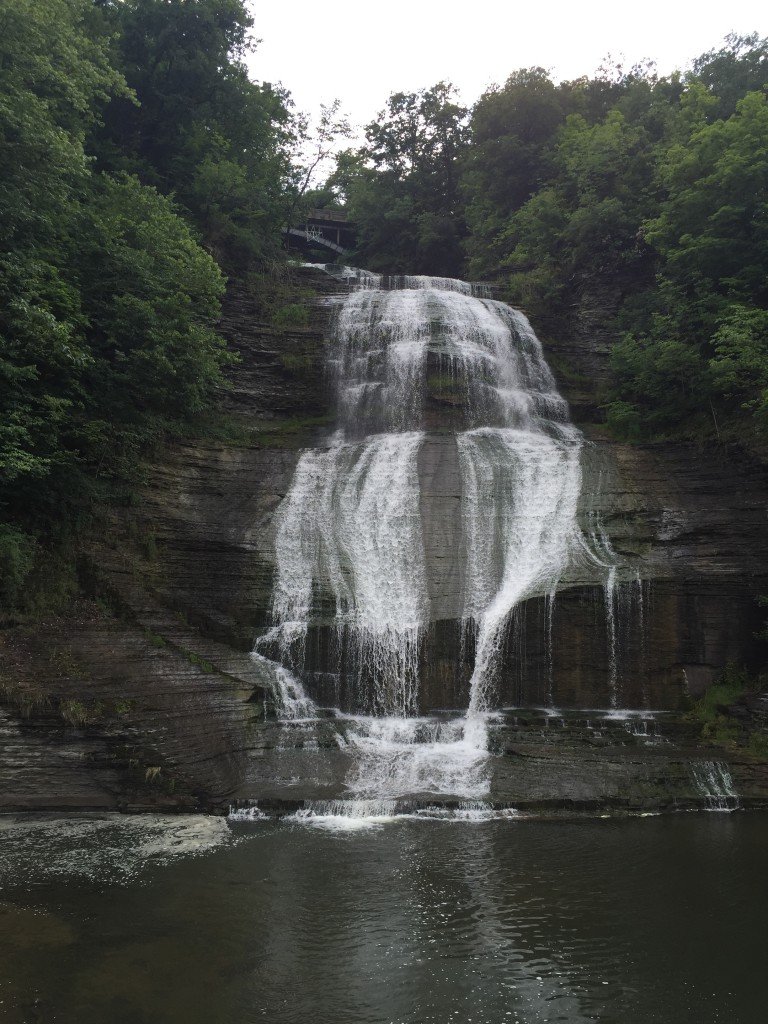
[
  {"xmin": 332, "ymin": 34, "xmax": 768, "ymax": 446},
  {"xmin": 91, "ymin": 0, "xmax": 294, "ymax": 270},
  {"xmin": 328, "ymin": 83, "xmax": 469, "ymax": 275},
  {"xmin": 0, "ymin": 0, "xmax": 294, "ymax": 613}
]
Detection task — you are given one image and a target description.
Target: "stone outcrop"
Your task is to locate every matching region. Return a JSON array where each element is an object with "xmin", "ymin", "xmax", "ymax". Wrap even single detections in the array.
[
  {"xmin": 0, "ymin": 269, "xmax": 339, "ymax": 811},
  {"xmin": 1, "ymin": 266, "xmax": 767, "ymax": 812},
  {"xmin": 230, "ymin": 708, "xmax": 768, "ymax": 817}
]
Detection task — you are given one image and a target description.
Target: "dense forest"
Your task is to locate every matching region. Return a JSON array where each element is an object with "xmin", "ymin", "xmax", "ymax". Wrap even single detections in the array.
[
  {"xmin": 1, "ymin": 0, "xmax": 767, "ymax": 616},
  {"xmin": 331, "ymin": 37, "xmax": 768, "ymax": 447},
  {"xmin": 0, "ymin": 0, "xmax": 296, "ymax": 612}
]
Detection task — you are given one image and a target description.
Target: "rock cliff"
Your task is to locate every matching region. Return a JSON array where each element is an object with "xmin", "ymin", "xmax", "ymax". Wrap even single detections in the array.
[{"xmin": 1, "ymin": 267, "xmax": 767, "ymax": 813}]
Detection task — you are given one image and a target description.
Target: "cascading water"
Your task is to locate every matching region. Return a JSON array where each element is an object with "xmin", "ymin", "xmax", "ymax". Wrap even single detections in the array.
[
  {"xmin": 690, "ymin": 760, "xmax": 740, "ymax": 811},
  {"xmin": 269, "ymin": 431, "xmax": 427, "ymax": 715},
  {"xmin": 267, "ymin": 286, "xmax": 433, "ymax": 716},
  {"xmin": 257, "ymin": 270, "xmax": 620, "ymax": 803}
]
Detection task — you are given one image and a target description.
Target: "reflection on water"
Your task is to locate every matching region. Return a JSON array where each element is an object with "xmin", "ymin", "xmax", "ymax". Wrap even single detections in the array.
[{"xmin": 0, "ymin": 813, "xmax": 766, "ymax": 1023}]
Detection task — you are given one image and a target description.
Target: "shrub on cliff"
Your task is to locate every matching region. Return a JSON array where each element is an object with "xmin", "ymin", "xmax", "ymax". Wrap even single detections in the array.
[
  {"xmin": 460, "ymin": 35, "xmax": 768, "ymax": 444},
  {"xmin": 0, "ymin": 0, "xmax": 239, "ymax": 613}
]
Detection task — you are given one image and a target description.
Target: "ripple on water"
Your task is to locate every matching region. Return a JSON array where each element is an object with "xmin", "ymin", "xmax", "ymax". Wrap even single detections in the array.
[{"xmin": 0, "ymin": 814, "xmax": 765, "ymax": 1024}]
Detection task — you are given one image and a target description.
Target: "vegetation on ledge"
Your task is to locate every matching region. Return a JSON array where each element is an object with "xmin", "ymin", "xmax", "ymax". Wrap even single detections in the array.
[
  {"xmin": 0, "ymin": 0, "xmax": 302, "ymax": 618},
  {"xmin": 327, "ymin": 34, "xmax": 768, "ymax": 448},
  {"xmin": 685, "ymin": 662, "xmax": 768, "ymax": 759}
]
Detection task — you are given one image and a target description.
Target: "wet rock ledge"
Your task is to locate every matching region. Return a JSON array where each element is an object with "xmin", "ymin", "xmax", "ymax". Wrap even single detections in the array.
[{"xmin": 1, "ymin": 267, "xmax": 767, "ymax": 813}]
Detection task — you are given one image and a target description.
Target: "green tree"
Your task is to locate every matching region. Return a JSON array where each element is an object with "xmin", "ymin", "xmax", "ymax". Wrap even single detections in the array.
[
  {"xmin": 710, "ymin": 306, "xmax": 768, "ymax": 427},
  {"xmin": 337, "ymin": 83, "xmax": 469, "ymax": 275},
  {"xmin": 0, "ymin": 0, "xmax": 125, "ymax": 491},
  {"xmin": 608, "ymin": 89, "xmax": 768, "ymax": 440},
  {"xmin": 691, "ymin": 33, "xmax": 768, "ymax": 118},
  {"xmin": 452, "ymin": 35, "xmax": 768, "ymax": 447},
  {"xmin": 463, "ymin": 69, "xmax": 568, "ymax": 277},
  {"xmin": 92, "ymin": 0, "xmax": 294, "ymax": 270},
  {"xmin": 0, "ymin": 0, "xmax": 228, "ymax": 612}
]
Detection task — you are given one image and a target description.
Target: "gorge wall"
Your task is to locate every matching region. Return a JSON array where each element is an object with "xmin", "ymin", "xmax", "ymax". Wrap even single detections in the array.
[{"xmin": 1, "ymin": 266, "xmax": 767, "ymax": 812}]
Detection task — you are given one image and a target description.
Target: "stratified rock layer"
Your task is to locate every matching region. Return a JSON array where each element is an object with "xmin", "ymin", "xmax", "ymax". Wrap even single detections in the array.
[{"xmin": 1, "ymin": 268, "xmax": 767, "ymax": 810}]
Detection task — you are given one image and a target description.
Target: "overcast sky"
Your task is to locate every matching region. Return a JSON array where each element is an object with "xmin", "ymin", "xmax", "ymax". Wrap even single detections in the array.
[{"xmin": 246, "ymin": 0, "xmax": 767, "ymax": 131}]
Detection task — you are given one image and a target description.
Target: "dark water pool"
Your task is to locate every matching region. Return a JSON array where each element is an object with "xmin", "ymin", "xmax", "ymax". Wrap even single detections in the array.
[{"xmin": 0, "ymin": 812, "xmax": 766, "ymax": 1023}]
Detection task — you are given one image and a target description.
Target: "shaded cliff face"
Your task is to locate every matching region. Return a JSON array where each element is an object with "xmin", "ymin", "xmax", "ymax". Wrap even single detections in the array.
[
  {"xmin": 0, "ymin": 268, "xmax": 342, "ymax": 811},
  {"xmin": 111, "ymin": 270, "xmax": 768, "ymax": 710},
  {"xmin": 1, "ymin": 267, "xmax": 767, "ymax": 811},
  {"xmin": 543, "ymin": 324, "xmax": 768, "ymax": 705}
]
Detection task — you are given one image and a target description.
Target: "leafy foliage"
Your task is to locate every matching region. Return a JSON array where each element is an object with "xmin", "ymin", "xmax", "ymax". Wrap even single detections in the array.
[
  {"xmin": 91, "ymin": 0, "xmax": 294, "ymax": 270},
  {"xmin": 459, "ymin": 37, "xmax": 768, "ymax": 444},
  {"xmin": 685, "ymin": 663, "xmax": 751, "ymax": 748},
  {"xmin": 330, "ymin": 83, "xmax": 469, "ymax": 275},
  {"xmin": 606, "ymin": 82, "xmax": 768, "ymax": 440},
  {"xmin": 0, "ymin": 0, "xmax": 293, "ymax": 615}
]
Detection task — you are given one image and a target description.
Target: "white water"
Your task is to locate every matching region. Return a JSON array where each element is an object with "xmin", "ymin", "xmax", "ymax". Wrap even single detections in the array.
[
  {"xmin": 258, "ymin": 270, "xmax": 621, "ymax": 803},
  {"xmin": 385, "ymin": 274, "xmax": 492, "ymax": 298},
  {"xmin": 302, "ymin": 263, "xmax": 383, "ymax": 290},
  {"xmin": 268, "ymin": 433, "xmax": 427, "ymax": 714},
  {"xmin": 459, "ymin": 426, "xmax": 583, "ymax": 725},
  {"xmin": 588, "ymin": 511, "xmax": 621, "ymax": 703},
  {"xmin": 342, "ymin": 716, "xmax": 490, "ymax": 800},
  {"xmin": 332, "ymin": 288, "xmax": 431, "ymax": 432},
  {"xmin": 251, "ymin": 648, "xmax": 315, "ymax": 720},
  {"xmin": 690, "ymin": 760, "xmax": 740, "ymax": 811},
  {"xmin": 282, "ymin": 798, "xmax": 518, "ymax": 830},
  {"xmin": 449, "ymin": 299, "xmax": 588, "ymax": 738}
]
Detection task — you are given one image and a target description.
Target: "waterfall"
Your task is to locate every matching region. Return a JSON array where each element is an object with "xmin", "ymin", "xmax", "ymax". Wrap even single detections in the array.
[
  {"xmin": 269, "ymin": 433, "xmax": 427, "ymax": 715},
  {"xmin": 444, "ymin": 299, "xmax": 585, "ymax": 737},
  {"xmin": 583, "ymin": 509, "xmax": 623, "ymax": 705},
  {"xmin": 458, "ymin": 428, "xmax": 583, "ymax": 725},
  {"xmin": 384, "ymin": 275, "xmax": 492, "ymax": 298},
  {"xmin": 342, "ymin": 716, "xmax": 490, "ymax": 800},
  {"xmin": 258, "ymin": 270, "xmax": 620, "ymax": 800},
  {"xmin": 251, "ymin": 648, "xmax": 315, "ymax": 720},
  {"xmin": 545, "ymin": 589, "xmax": 556, "ymax": 705},
  {"xmin": 266, "ymin": 286, "xmax": 436, "ymax": 715},
  {"xmin": 690, "ymin": 760, "xmax": 740, "ymax": 811}
]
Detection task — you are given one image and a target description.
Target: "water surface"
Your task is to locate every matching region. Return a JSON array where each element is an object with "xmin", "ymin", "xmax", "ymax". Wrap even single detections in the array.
[{"xmin": 0, "ymin": 812, "xmax": 765, "ymax": 1023}]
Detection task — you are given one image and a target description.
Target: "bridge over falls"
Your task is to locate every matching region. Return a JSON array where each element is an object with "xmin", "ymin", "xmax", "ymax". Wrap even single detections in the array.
[{"xmin": 284, "ymin": 207, "xmax": 355, "ymax": 255}]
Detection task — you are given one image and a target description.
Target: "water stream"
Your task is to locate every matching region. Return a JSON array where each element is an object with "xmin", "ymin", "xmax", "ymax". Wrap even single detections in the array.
[
  {"xmin": 690, "ymin": 760, "xmax": 740, "ymax": 811},
  {"xmin": 257, "ymin": 272, "xmax": 627, "ymax": 803}
]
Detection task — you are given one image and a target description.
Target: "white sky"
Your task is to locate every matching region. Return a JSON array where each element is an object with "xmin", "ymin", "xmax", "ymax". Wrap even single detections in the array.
[{"xmin": 247, "ymin": 0, "xmax": 768, "ymax": 131}]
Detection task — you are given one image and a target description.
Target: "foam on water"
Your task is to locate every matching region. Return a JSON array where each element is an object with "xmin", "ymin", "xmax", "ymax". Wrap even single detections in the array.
[
  {"xmin": 285, "ymin": 800, "xmax": 399, "ymax": 831},
  {"xmin": 228, "ymin": 802, "xmax": 269, "ymax": 822},
  {"xmin": 281, "ymin": 798, "xmax": 520, "ymax": 830},
  {"xmin": 0, "ymin": 815, "xmax": 233, "ymax": 885}
]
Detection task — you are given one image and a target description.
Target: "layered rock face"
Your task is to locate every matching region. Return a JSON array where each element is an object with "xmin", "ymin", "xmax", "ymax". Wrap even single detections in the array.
[
  {"xmin": 0, "ymin": 270, "xmax": 339, "ymax": 811},
  {"xmin": 251, "ymin": 276, "xmax": 768, "ymax": 714},
  {"xmin": 1, "ymin": 267, "xmax": 767, "ymax": 811},
  {"xmin": 112, "ymin": 271, "xmax": 768, "ymax": 712}
]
